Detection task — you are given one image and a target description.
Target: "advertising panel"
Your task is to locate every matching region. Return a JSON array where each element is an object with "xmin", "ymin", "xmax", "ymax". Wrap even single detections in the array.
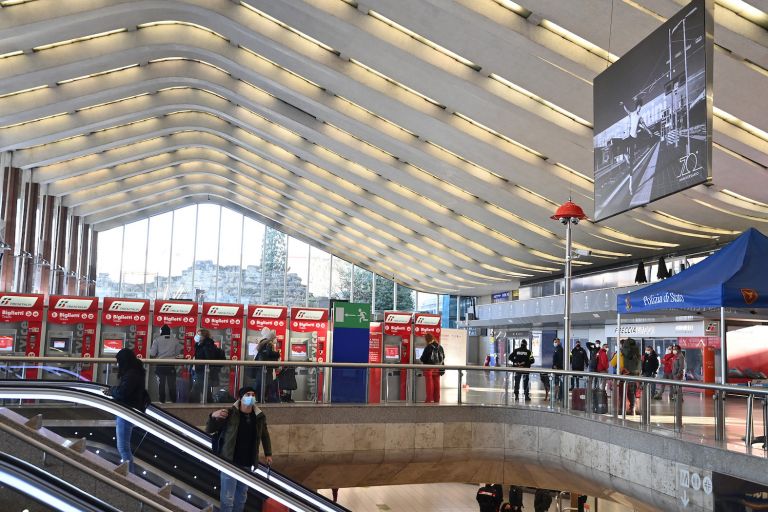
[
  {"xmin": 0, "ymin": 293, "xmax": 44, "ymax": 378},
  {"xmin": 101, "ymin": 298, "xmax": 151, "ymax": 357},
  {"xmin": 368, "ymin": 321, "xmax": 382, "ymax": 404},
  {"xmin": 48, "ymin": 295, "xmax": 99, "ymax": 380},
  {"xmin": 593, "ymin": 0, "xmax": 713, "ymax": 221},
  {"xmin": 153, "ymin": 300, "xmax": 198, "ymax": 360},
  {"xmin": 246, "ymin": 305, "xmax": 287, "ymax": 359}
]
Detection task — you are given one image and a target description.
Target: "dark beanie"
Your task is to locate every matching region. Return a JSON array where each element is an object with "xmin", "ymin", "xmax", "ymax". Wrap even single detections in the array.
[
  {"xmin": 160, "ymin": 324, "xmax": 171, "ymax": 336},
  {"xmin": 238, "ymin": 386, "xmax": 255, "ymax": 399}
]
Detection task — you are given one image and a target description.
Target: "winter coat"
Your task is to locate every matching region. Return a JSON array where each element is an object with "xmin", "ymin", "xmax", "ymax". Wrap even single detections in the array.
[
  {"xmin": 672, "ymin": 353, "xmax": 685, "ymax": 380},
  {"xmin": 596, "ymin": 348, "xmax": 609, "ymax": 372},
  {"xmin": 110, "ymin": 366, "xmax": 146, "ymax": 410},
  {"xmin": 206, "ymin": 402, "xmax": 272, "ymax": 464},
  {"xmin": 420, "ymin": 342, "xmax": 445, "ymax": 366},
  {"xmin": 586, "ymin": 342, "xmax": 601, "ymax": 371},
  {"xmin": 570, "ymin": 345, "xmax": 588, "ymax": 371},
  {"xmin": 509, "ymin": 347, "xmax": 534, "ymax": 368},
  {"xmin": 641, "ymin": 350, "xmax": 660, "ymax": 376},
  {"xmin": 150, "ymin": 334, "xmax": 182, "ymax": 375},
  {"xmin": 194, "ymin": 338, "xmax": 221, "ymax": 377},
  {"xmin": 661, "ymin": 353, "xmax": 675, "ymax": 375},
  {"xmin": 552, "ymin": 345, "xmax": 564, "ymax": 370},
  {"xmin": 620, "ymin": 339, "xmax": 641, "ymax": 375}
]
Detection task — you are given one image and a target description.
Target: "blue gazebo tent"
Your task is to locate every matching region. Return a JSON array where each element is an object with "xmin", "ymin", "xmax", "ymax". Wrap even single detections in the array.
[{"xmin": 616, "ymin": 228, "xmax": 768, "ymax": 384}]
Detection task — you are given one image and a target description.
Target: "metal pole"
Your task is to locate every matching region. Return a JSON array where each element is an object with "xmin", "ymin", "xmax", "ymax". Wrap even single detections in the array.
[
  {"xmin": 715, "ymin": 389, "xmax": 725, "ymax": 442},
  {"xmin": 675, "ymin": 383, "xmax": 684, "ymax": 432},
  {"xmin": 563, "ymin": 220, "xmax": 572, "ymax": 410},
  {"xmin": 745, "ymin": 387, "xmax": 754, "ymax": 446},
  {"xmin": 457, "ymin": 369, "xmax": 463, "ymax": 404},
  {"xmin": 720, "ymin": 307, "xmax": 727, "ymax": 384}
]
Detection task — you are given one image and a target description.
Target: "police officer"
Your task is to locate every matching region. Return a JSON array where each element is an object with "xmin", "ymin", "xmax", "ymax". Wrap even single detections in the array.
[{"xmin": 509, "ymin": 339, "xmax": 534, "ymax": 401}]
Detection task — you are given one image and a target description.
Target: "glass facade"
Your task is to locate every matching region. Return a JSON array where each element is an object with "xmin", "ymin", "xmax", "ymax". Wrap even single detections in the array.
[{"xmin": 95, "ymin": 205, "xmax": 432, "ymax": 309}]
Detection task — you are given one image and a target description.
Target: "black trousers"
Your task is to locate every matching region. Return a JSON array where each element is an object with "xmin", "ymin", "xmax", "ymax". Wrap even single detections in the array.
[
  {"xmin": 156, "ymin": 367, "xmax": 176, "ymax": 403},
  {"xmin": 514, "ymin": 373, "xmax": 529, "ymax": 396}
]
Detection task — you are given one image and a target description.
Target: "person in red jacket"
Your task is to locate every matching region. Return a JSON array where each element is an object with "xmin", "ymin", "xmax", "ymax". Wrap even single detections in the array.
[
  {"xmin": 654, "ymin": 346, "xmax": 675, "ymax": 399},
  {"xmin": 596, "ymin": 342, "xmax": 610, "ymax": 390}
]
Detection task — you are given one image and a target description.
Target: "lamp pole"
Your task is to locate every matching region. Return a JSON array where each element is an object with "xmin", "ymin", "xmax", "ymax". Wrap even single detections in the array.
[{"xmin": 552, "ymin": 201, "xmax": 587, "ymax": 408}]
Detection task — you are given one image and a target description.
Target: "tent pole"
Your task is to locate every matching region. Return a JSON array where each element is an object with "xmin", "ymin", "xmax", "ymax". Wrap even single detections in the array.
[{"xmin": 720, "ymin": 307, "xmax": 727, "ymax": 385}]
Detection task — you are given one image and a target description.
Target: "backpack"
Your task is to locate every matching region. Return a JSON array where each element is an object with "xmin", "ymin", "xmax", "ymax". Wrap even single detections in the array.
[
  {"xmin": 211, "ymin": 344, "xmax": 226, "ymax": 360},
  {"xmin": 429, "ymin": 345, "xmax": 443, "ymax": 365}
]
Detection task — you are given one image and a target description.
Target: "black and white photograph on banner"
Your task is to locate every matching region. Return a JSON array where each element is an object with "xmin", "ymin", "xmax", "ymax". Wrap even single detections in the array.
[{"xmin": 593, "ymin": 0, "xmax": 712, "ymax": 221}]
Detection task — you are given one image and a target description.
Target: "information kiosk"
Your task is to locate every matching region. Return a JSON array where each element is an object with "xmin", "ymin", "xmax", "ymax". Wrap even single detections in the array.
[
  {"xmin": 0, "ymin": 293, "xmax": 44, "ymax": 379},
  {"xmin": 100, "ymin": 297, "xmax": 150, "ymax": 385},
  {"xmin": 413, "ymin": 313, "xmax": 441, "ymax": 403},
  {"xmin": 45, "ymin": 296, "xmax": 99, "ymax": 381},
  {"xmin": 201, "ymin": 302, "xmax": 244, "ymax": 397},
  {"xmin": 382, "ymin": 311, "xmax": 412, "ymax": 401},
  {"xmin": 288, "ymin": 307, "xmax": 328, "ymax": 402}
]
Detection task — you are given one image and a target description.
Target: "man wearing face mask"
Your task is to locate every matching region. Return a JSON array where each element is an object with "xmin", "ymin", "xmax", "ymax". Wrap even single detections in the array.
[
  {"xmin": 552, "ymin": 338, "xmax": 564, "ymax": 400},
  {"xmin": 207, "ymin": 386, "xmax": 273, "ymax": 512},
  {"xmin": 654, "ymin": 346, "xmax": 676, "ymax": 400},
  {"xmin": 191, "ymin": 329, "xmax": 220, "ymax": 403},
  {"xmin": 641, "ymin": 345, "xmax": 660, "ymax": 397}
]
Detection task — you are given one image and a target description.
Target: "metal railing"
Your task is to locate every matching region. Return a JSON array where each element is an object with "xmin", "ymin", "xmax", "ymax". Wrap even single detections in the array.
[{"xmin": 1, "ymin": 356, "xmax": 767, "ymax": 455}]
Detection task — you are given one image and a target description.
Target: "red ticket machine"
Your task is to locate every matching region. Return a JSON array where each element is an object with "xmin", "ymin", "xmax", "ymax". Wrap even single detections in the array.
[
  {"xmin": 153, "ymin": 300, "xmax": 199, "ymax": 399},
  {"xmin": 413, "ymin": 313, "xmax": 441, "ymax": 402},
  {"xmin": 245, "ymin": 305, "xmax": 288, "ymax": 360},
  {"xmin": 383, "ymin": 311, "xmax": 413, "ymax": 401},
  {"xmin": 0, "ymin": 293, "xmax": 44, "ymax": 379},
  {"xmin": 201, "ymin": 302, "xmax": 244, "ymax": 396},
  {"xmin": 100, "ymin": 298, "xmax": 150, "ymax": 385},
  {"xmin": 368, "ymin": 321, "xmax": 383, "ymax": 404},
  {"xmin": 46, "ymin": 296, "xmax": 99, "ymax": 381},
  {"xmin": 288, "ymin": 307, "xmax": 328, "ymax": 402}
]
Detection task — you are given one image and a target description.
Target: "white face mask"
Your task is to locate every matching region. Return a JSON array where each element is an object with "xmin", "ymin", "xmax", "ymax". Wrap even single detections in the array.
[
  {"xmin": 241, "ymin": 395, "xmax": 255, "ymax": 407},
  {"xmin": 194, "ymin": 334, "xmax": 201, "ymax": 343},
  {"xmin": 673, "ymin": 350, "xmax": 679, "ymax": 354},
  {"xmin": 553, "ymin": 342, "xmax": 559, "ymax": 347}
]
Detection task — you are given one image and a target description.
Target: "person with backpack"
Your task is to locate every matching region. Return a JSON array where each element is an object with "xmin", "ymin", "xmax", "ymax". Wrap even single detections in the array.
[
  {"xmin": 106, "ymin": 348, "xmax": 147, "ymax": 472},
  {"xmin": 570, "ymin": 341, "xmax": 588, "ymax": 389},
  {"xmin": 586, "ymin": 340, "xmax": 601, "ymax": 387},
  {"xmin": 149, "ymin": 324, "xmax": 182, "ymax": 403},
  {"xmin": 253, "ymin": 328, "xmax": 280, "ymax": 403},
  {"xmin": 508, "ymin": 486, "xmax": 524, "ymax": 511},
  {"xmin": 192, "ymin": 329, "xmax": 225, "ymax": 402},
  {"xmin": 476, "ymin": 483, "xmax": 503, "ymax": 512},
  {"xmin": 207, "ymin": 386, "xmax": 272, "ymax": 512},
  {"xmin": 641, "ymin": 344, "xmax": 660, "ymax": 396},
  {"xmin": 419, "ymin": 333, "xmax": 445, "ymax": 403}
]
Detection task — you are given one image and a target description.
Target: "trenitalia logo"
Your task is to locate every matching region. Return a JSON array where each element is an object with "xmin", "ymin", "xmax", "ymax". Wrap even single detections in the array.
[
  {"xmin": 294, "ymin": 310, "xmax": 325, "ymax": 320},
  {"xmin": 0, "ymin": 296, "xmax": 39, "ymax": 308},
  {"xmin": 414, "ymin": 315, "xmax": 440, "ymax": 325},
  {"xmin": 108, "ymin": 301, "xmax": 145, "ymax": 312},
  {"xmin": 252, "ymin": 307, "xmax": 283, "ymax": 318},
  {"xmin": 159, "ymin": 303, "xmax": 194, "ymax": 314},
  {"xmin": 54, "ymin": 298, "xmax": 94, "ymax": 310},
  {"xmin": 207, "ymin": 305, "xmax": 239, "ymax": 316},
  {"xmin": 385, "ymin": 313, "xmax": 412, "ymax": 324}
]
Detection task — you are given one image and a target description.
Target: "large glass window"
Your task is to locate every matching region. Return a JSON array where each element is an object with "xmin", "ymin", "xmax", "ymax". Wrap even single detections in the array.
[
  {"xmin": 286, "ymin": 237, "xmax": 309, "ymax": 307},
  {"xmin": 217, "ymin": 209, "xmax": 243, "ymax": 303},
  {"xmin": 417, "ymin": 292, "xmax": 438, "ymax": 313},
  {"xmin": 396, "ymin": 284, "xmax": 415, "ymax": 311},
  {"xmin": 352, "ymin": 266, "xmax": 373, "ymax": 304},
  {"xmin": 262, "ymin": 227, "xmax": 286, "ymax": 305},
  {"xmin": 330, "ymin": 256, "xmax": 351, "ymax": 300},
  {"xmin": 374, "ymin": 275, "xmax": 394, "ymax": 311},
  {"xmin": 120, "ymin": 219, "xmax": 148, "ymax": 298},
  {"xmin": 308, "ymin": 247, "xmax": 330, "ymax": 308},
  {"xmin": 169, "ymin": 206, "xmax": 196, "ymax": 300},
  {"xmin": 145, "ymin": 212, "xmax": 172, "ymax": 300},
  {"xmin": 95, "ymin": 226, "xmax": 123, "ymax": 298},
  {"xmin": 193, "ymin": 204, "xmax": 220, "ymax": 302},
  {"xmin": 241, "ymin": 218, "xmax": 265, "ymax": 304}
]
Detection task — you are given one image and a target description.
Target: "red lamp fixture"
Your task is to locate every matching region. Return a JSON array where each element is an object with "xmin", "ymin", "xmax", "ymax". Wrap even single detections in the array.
[{"xmin": 551, "ymin": 200, "xmax": 588, "ymax": 224}]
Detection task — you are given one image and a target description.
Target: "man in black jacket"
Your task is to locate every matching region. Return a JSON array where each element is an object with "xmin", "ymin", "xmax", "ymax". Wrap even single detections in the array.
[
  {"xmin": 476, "ymin": 483, "xmax": 503, "ymax": 512},
  {"xmin": 191, "ymin": 329, "xmax": 221, "ymax": 402},
  {"xmin": 570, "ymin": 341, "xmax": 588, "ymax": 389},
  {"xmin": 207, "ymin": 386, "xmax": 272, "ymax": 512},
  {"xmin": 642, "ymin": 345, "xmax": 660, "ymax": 396},
  {"xmin": 552, "ymin": 338, "xmax": 564, "ymax": 400},
  {"xmin": 509, "ymin": 340, "xmax": 534, "ymax": 401}
]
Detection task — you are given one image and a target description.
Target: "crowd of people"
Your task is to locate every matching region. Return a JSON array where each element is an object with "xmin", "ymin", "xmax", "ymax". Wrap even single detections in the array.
[
  {"xmin": 476, "ymin": 484, "xmax": 553, "ymax": 512},
  {"xmin": 505, "ymin": 337, "xmax": 687, "ymax": 413}
]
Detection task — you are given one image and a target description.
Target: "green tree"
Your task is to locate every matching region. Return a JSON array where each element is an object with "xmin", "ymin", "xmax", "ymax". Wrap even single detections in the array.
[
  {"xmin": 262, "ymin": 227, "xmax": 286, "ymax": 305},
  {"xmin": 337, "ymin": 265, "xmax": 414, "ymax": 311}
]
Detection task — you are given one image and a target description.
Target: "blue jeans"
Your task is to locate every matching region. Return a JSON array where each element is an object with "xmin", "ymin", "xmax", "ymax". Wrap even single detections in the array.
[
  {"xmin": 115, "ymin": 417, "xmax": 134, "ymax": 472},
  {"xmin": 220, "ymin": 470, "xmax": 249, "ymax": 512}
]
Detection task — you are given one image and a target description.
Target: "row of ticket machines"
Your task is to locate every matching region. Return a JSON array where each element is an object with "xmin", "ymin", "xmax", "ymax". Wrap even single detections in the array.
[{"xmin": 0, "ymin": 292, "xmax": 441, "ymax": 402}]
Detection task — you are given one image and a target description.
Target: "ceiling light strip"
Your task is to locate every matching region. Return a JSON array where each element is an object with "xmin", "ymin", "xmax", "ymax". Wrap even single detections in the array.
[
  {"xmin": 349, "ymin": 58, "xmax": 445, "ymax": 108},
  {"xmin": 239, "ymin": 2, "xmax": 339, "ymax": 54},
  {"xmin": 32, "ymin": 28, "xmax": 127, "ymax": 52},
  {"xmin": 56, "ymin": 63, "xmax": 139, "ymax": 86}
]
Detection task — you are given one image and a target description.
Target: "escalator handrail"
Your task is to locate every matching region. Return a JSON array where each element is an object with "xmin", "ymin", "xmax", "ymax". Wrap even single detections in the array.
[
  {"xmin": 0, "ymin": 380, "xmax": 337, "ymax": 507},
  {"xmin": 0, "ymin": 381, "xmax": 349, "ymax": 512},
  {"xmin": 0, "ymin": 451, "xmax": 123, "ymax": 512}
]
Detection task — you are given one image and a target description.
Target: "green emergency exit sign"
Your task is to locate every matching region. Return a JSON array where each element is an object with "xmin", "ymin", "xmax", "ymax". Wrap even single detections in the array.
[{"xmin": 334, "ymin": 302, "xmax": 371, "ymax": 329}]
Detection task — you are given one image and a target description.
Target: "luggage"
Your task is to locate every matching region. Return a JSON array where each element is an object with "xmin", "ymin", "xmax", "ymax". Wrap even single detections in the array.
[
  {"xmin": 593, "ymin": 389, "xmax": 608, "ymax": 414},
  {"xmin": 262, "ymin": 498, "xmax": 290, "ymax": 512},
  {"xmin": 571, "ymin": 388, "xmax": 587, "ymax": 411}
]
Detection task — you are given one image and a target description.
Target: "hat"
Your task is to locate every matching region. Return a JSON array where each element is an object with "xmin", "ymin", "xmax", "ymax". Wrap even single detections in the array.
[
  {"xmin": 160, "ymin": 324, "xmax": 171, "ymax": 336},
  {"xmin": 237, "ymin": 386, "xmax": 255, "ymax": 398},
  {"xmin": 520, "ymin": 339, "xmax": 527, "ymax": 346}
]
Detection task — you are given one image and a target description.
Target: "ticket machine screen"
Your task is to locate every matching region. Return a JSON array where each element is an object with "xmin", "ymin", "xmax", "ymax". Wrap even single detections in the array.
[
  {"xmin": 384, "ymin": 344, "xmax": 400, "ymax": 361},
  {"xmin": 0, "ymin": 335, "xmax": 14, "ymax": 352},
  {"xmin": 290, "ymin": 341, "xmax": 308, "ymax": 360},
  {"xmin": 414, "ymin": 347, "xmax": 425, "ymax": 360},
  {"xmin": 102, "ymin": 338, "xmax": 124, "ymax": 354},
  {"xmin": 49, "ymin": 338, "xmax": 70, "ymax": 352}
]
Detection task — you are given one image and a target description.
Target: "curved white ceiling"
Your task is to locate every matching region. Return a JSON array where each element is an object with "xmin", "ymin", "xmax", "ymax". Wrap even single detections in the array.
[{"xmin": 0, "ymin": 0, "xmax": 765, "ymax": 294}]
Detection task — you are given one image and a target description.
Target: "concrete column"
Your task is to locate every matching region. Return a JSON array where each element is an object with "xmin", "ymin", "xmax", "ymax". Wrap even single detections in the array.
[
  {"xmin": 36, "ymin": 195, "xmax": 56, "ymax": 296},
  {"xmin": 19, "ymin": 179, "xmax": 40, "ymax": 293},
  {"xmin": 0, "ymin": 162, "xmax": 19, "ymax": 291},
  {"xmin": 52, "ymin": 205, "xmax": 69, "ymax": 295},
  {"xmin": 87, "ymin": 228, "xmax": 98, "ymax": 296}
]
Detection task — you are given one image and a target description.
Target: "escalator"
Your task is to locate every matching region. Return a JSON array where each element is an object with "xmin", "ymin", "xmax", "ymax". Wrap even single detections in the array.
[{"xmin": 0, "ymin": 381, "xmax": 348, "ymax": 512}]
